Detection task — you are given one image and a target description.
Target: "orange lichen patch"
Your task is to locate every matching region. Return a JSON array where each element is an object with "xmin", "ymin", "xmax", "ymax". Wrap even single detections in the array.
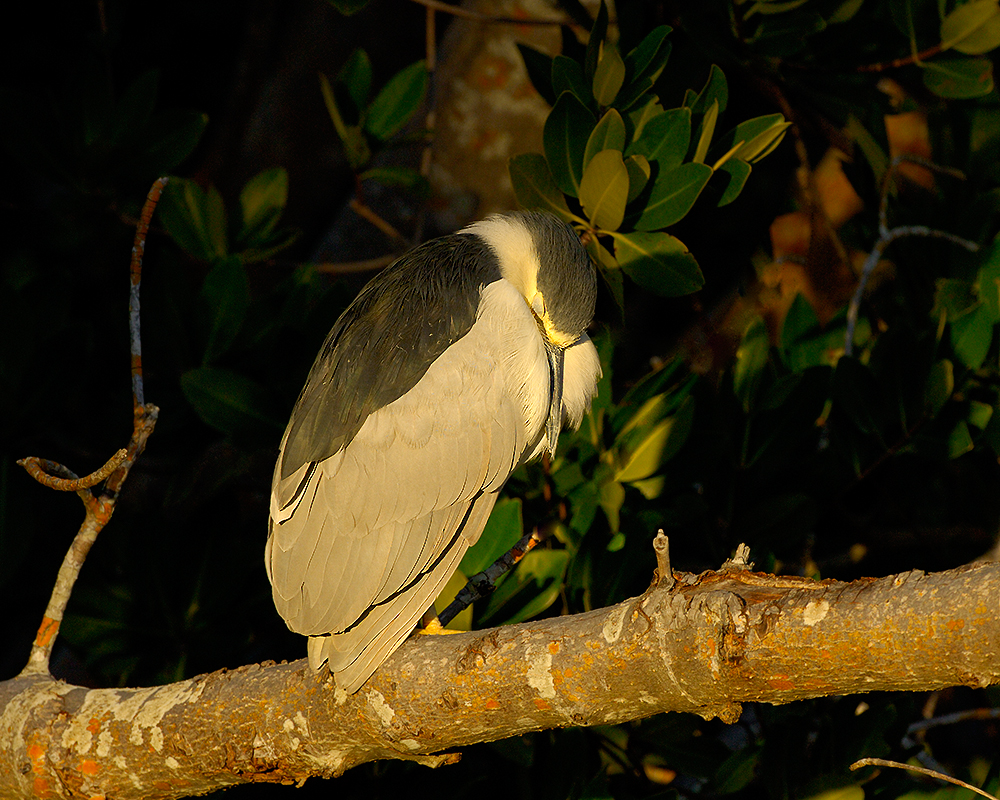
[
  {"xmin": 35, "ymin": 616, "xmax": 59, "ymax": 648},
  {"xmin": 77, "ymin": 760, "xmax": 99, "ymax": 776},
  {"xmin": 548, "ymin": 642, "xmax": 560, "ymax": 654},
  {"xmin": 484, "ymin": 698, "xmax": 500, "ymax": 710},
  {"xmin": 534, "ymin": 698, "xmax": 551, "ymax": 711},
  {"xmin": 33, "ymin": 777, "xmax": 53, "ymax": 799},
  {"xmin": 947, "ymin": 618, "xmax": 966, "ymax": 630},
  {"xmin": 87, "ymin": 717, "xmax": 102, "ymax": 735},
  {"xmin": 768, "ymin": 676, "xmax": 795, "ymax": 691}
]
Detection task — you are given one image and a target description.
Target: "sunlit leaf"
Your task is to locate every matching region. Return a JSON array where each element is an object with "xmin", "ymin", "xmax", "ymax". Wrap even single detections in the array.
[
  {"xmin": 692, "ymin": 99, "xmax": 719, "ymax": 164},
  {"xmin": 624, "ymin": 154, "xmax": 650, "ymax": 203},
  {"xmin": 941, "ymin": 0, "xmax": 1000, "ymax": 54},
  {"xmin": 685, "ymin": 64, "xmax": 728, "ymax": 115},
  {"xmin": 625, "ymin": 107, "xmax": 691, "ymax": 171},
  {"xmin": 616, "ymin": 396, "xmax": 693, "ymax": 482},
  {"xmin": 579, "ymin": 149, "xmax": 629, "ymax": 231},
  {"xmin": 584, "ymin": 108, "xmax": 626, "ymax": 168},
  {"xmin": 593, "ymin": 42, "xmax": 626, "ymax": 106},
  {"xmin": 320, "ymin": 71, "xmax": 370, "ymax": 169},
  {"xmin": 459, "ymin": 498, "xmax": 523, "ymax": 576},
  {"xmin": 584, "ymin": 0, "xmax": 610, "ymax": 82}
]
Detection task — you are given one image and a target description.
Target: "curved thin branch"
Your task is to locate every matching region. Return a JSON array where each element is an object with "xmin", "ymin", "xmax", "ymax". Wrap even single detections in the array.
[
  {"xmin": 17, "ymin": 449, "xmax": 126, "ymax": 492},
  {"xmin": 851, "ymin": 758, "xmax": 998, "ymax": 799},
  {"xmin": 129, "ymin": 176, "xmax": 168, "ymax": 410}
]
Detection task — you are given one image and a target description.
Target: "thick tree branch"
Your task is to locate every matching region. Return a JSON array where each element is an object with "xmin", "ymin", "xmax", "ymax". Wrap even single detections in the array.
[{"xmin": 2, "ymin": 560, "xmax": 997, "ymax": 798}]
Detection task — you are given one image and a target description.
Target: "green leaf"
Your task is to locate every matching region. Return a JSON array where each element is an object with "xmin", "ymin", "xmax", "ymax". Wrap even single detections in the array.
[
  {"xmin": 828, "ymin": 0, "xmax": 865, "ymax": 23},
  {"xmin": 592, "ymin": 42, "xmax": 626, "ymax": 106},
  {"xmin": 238, "ymin": 168, "xmax": 288, "ymax": 245},
  {"xmin": 846, "ymin": 114, "xmax": 889, "ymax": 185},
  {"xmin": 951, "ymin": 302, "xmax": 995, "ymax": 369},
  {"xmin": 181, "ymin": 367, "xmax": 283, "ymax": 436},
  {"xmin": 159, "ymin": 177, "xmax": 228, "ymax": 262},
  {"xmin": 584, "ymin": 0, "xmax": 610, "ymax": 83},
  {"xmin": 922, "ymin": 56, "xmax": 994, "ymax": 98},
  {"xmin": 365, "ymin": 60, "xmax": 428, "ymax": 141},
  {"xmin": 543, "ymin": 91, "xmax": 596, "ymax": 196},
  {"xmin": 925, "ymin": 359, "xmax": 954, "ymax": 417},
  {"xmin": 734, "ymin": 315, "xmax": 769, "ymax": 412},
  {"xmin": 685, "ymin": 64, "xmax": 728, "ymax": 115},
  {"xmin": 480, "ymin": 550, "xmax": 570, "ymax": 624},
  {"xmin": 624, "ymin": 154, "xmax": 651, "ymax": 203},
  {"xmin": 358, "ymin": 166, "xmax": 428, "ymax": 192},
  {"xmin": 715, "ymin": 158, "xmax": 752, "ymax": 206},
  {"xmin": 517, "ymin": 43, "xmax": 556, "ymax": 105},
  {"xmin": 941, "ymin": 0, "xmax": 1000, "ymax": 54},
  {"xmin": 627, "ymin": 97, "xmax": 665, "ymax": 142},
  {"xmin": 338, "ymin": 49, "xmax": 372, "ymax": 110},
  {"xmin": 599, "ymin": 479, "xmax": 625, "ymax": 533},
  {"xmin": 551, "ymin": 55, "xmax": 590, "ymax": 105},
  {"xmin": 613, "ymin": 230, "xmax": 704, "ymax": 296},
  {"xmin": 623, "ymin": 25, "xmax": 673, "ymax": 87},
  {"xmin": 594, "ymin": 243, "xmax": 625, "ymax": 314},
  {"xmin": 579, "ymin": 149, "xmax": 629, "ymax": 231},
  {"xmin": 320, "ymin": 71, "xmax": 370, "ymax": 169},
  {"xmin": 625, "ymin": 107, "xmax": 691, "ymax": 171},
  {"xmin": 781, "ymin": 292, "xmax": 821, "ymax": 360},
  {"xmin": 969, "ymin": 399, "xmax": 994, "ymax": 429},
  {"xmin": 977, "ymin": 239, "xmax": 1000, "ymax": 321},
  {"xmin": 509, "ymin": 153, "xmax": 574, "ymax": 219},
  {"xmin": 948, "ymin": 420, "xmax": 975, "ymax": 458},
  {"xmin": 584, "ymin": 108, "xmax": 626, "ymax": 168},
  {"xmin": 459, "ymin": 498, "xmax": 523, "ymax": 575},
  {"xmin": 718, "ymin": 115, "xmax": 791, "ymax": 165},
  {"xmin": 633, "ymin": 161, "xmax": 713, "ymax": 230},
  {"xmin": 200, "ymin": 255, "xmax": 250, "ymax": 364},
  {"xmin": 616, "ymin": 396, "xmax": 693, "ymax": 482},
  {"xmin": 692, "ymin": 99, "xmax": 719, "ymax": 164},
  {"xmin": 934, "ymin": 277, "xmax": 979, "ymax": 318}
]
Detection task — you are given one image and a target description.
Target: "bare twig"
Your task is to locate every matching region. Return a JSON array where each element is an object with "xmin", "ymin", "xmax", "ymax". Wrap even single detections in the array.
[
  {"xmin": 855, "ymin": 43, "xmax": 945, "ymax": 73},
  {"xmin": 844, "ymin": 157, "xmax": 980, "ymax": 356},
  {"xmin": 438, "ymin": 528, "xmax": 545, "ymax": 627},
  {"xmin": 17, "ymin": 178, "xmax": 167, "ymax": 676},
  {"xmin": 653, "ymin": 530, "xmax": 674, "ymax": 588},
  {"xmin": 349, "ymin": 197, "xmax": 409, "ymax": 247},
  {"xmin": 851, "ymin": 758, "xmax": 998, "ymax": 800},
  {"xmin": 17, "ymin": 449, "xmax": 126, "ymax": 493}
]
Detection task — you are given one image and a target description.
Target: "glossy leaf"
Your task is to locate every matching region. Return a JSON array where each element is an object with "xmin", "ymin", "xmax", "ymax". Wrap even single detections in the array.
[
  {"xmin": 734, "ymin": 315, "xmax": 769, "ymax": 411},
  {"xmin": 941, "ymin": 0, "xmax": 1000, "ymax": 54},
  {"xmin": 238, "ymin": 167, "xmax": 288, "ymax": 245},
  {"xmin": 584, "ymin": 0, "xmax": 610, "ymax": 82},
  {"xmin": 592, "ymin": 42, "xmax": 626, "ymax": 106},
  {"xmin": 633, "ymin": 161, "xmax": 712, "ymax": 230},
  {"xmin": 624, "ymin": 154, "xmax": 651, "ymax": 203},
  {"xmin": 200, "ymin": 255, "xmax": 249, "ymax": 365},
  {"xmin": 950, "ymin": 302, "xmax": 994, "ymax": 369},
  {"xmin": 625, "ymin": 107, "xmax": 691, "ymax": 171},
  {"xmin": 692, "ymin": 99, "xmax": 719, "ymax": 164},
  {"xmin": 922, "ymin": 56, "xmax": 994, "ymax": 98},
  {"xmin": 459, "ymin": 498, "xmax": 523, "ymax": 575},
  {"xmin": 551, "ymin": 55, "xmax": 590, "ymax": 105},
  {"xmin": 579, "ymin": 149, "xmax": 629, "ymax": 231},
  {"xmin": 365, "ymin": 60, "xmax": 427, "ymax": 141},
  {"xmin": 181, "ymin": 367, "xmax": 283, "ymax": 436},
  {"xmin": 599, "ymin": 479, "xmax": 625, "ymax": 533},
  {"xmin": 613, "ymin": 230, "xmax": 704, "ymax": 296},
  {"xmin": 543, "ymin": 91, "xmax": 595, "ymax": 196},
  {"xmin": 685, "ymin": 64, "xmax": 728, "ymax": 115},
  {"xmin": 159, "ymin": 177, "xmax": 228, "ymax": 262},
  {"xmin": 320, "ymin": 71, "xmax": 370, "ymax": 169},
  {"xmin": 715, "ymin": 114, "xmax": 790, "ymax": 164},
  {"xmin": 517, "ymin": 43, "xmax": 556, "ymax": 105},
  {"xmin": 627, "ymin": 97, "xmax": 665, "ymax": 141},
  {"xmin": 479, "ymin": 550, "xmax": 570, "ymax": 624},
  {"xmin": 925, "ymin": 359, "xmax": 954, "ymax": 417},
  {"xmin": 584, "ymin": 108, "xmax": 626, "ymax": 168},
  {"xmin": 948, "ymin": 420, "xmax": 975, "ymax": 458},
  {"xmin": 616, "ymin": 396, "xmax": 693, "ymax": 482},
  {"xmin": 623, "ymin": 25, "xmax": 673, "ymax": 87},
  {"xmin": 715, "ymin": 158, "xmax": 752, "ymax": 206},
  {"xmin": 509, "ymin": 153, "xmax": 573, "ymax": 219},
  {"xmin": 338, "ymin": 49, "xmax": 372, "ymax": 110}
]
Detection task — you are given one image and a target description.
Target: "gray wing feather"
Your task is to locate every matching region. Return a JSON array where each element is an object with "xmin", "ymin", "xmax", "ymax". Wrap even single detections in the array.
[{"xmin": 267, "ymin": 280, "xmax": 550, "ymax": 690}]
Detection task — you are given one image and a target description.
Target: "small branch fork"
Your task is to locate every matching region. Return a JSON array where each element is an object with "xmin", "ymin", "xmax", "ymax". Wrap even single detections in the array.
[
  {"xmin": 845, "ymin": 155, "xmax": 980, "ymax": 356},
  {"xmin": 17, "ymin": 178, "xmax": 167, "ymax": 677}
]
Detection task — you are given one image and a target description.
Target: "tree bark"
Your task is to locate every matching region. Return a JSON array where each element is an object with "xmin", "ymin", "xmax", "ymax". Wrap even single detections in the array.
[{"xmin": 2, "ymin": 561, "xmax": 998, "ymax": 799}]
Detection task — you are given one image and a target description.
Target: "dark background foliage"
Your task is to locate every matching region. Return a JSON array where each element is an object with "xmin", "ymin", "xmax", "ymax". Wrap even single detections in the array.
[{"xmin": 2, "ymin": 1, "xmax": 999, "ymax": 798}]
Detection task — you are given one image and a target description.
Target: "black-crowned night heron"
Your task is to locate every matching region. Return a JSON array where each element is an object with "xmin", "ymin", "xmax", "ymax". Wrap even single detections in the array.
[{"xmin": 266, "ymin": 210, "xmax": 601, "ymax": 692}]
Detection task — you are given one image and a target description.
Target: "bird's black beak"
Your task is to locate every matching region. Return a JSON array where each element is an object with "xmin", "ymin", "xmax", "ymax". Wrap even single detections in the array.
[{"xmin": 545, "ymin": 342, "xmax": 565, "ymax": 457}]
